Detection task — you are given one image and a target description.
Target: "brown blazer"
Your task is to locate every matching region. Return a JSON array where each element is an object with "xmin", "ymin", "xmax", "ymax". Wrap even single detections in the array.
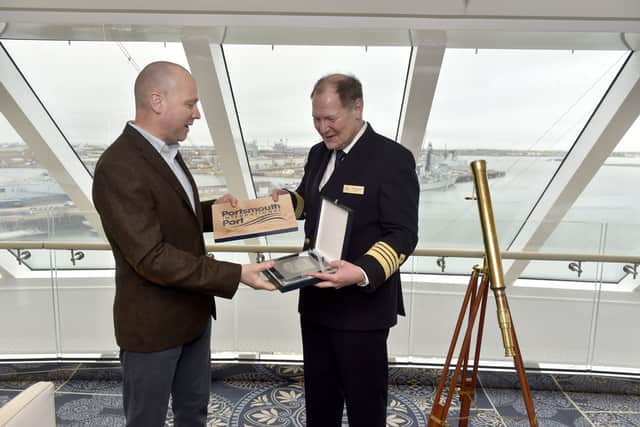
[{"xmin": 92, "ymin": 124, "xmax": 241, "ymax": 352}]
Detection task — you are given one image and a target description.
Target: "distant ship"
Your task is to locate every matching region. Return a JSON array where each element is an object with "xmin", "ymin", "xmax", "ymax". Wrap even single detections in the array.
[
  {"xmin": 419, "ymin": 171, "xmax": 456, "ymax": 191},
  {"xmin": 417, "ymin": 143, "xmax": 506, "ymax": 191},
  {"xmin": 0, "ymin": 171, "xmax": 70, "ymax": 209},
  {"xmin": 0, "ymin": 170, "xmax": 97, "ymax": 241},
  {"xmin": 452, "ymin": 168, "xmax": 506, "ymax": 183},
  {"xmin": 417, "ymin": 143, "xmax": 456, "ymax": 192}
]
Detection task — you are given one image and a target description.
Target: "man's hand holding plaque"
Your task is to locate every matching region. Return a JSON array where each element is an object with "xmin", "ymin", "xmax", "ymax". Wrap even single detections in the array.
[{"xmin": 308, "ymin": 260, "xmax": 365, "ymax": 289}]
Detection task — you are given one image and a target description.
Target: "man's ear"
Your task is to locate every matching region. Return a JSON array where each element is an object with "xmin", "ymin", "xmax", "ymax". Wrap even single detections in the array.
[
  {"xmin": 149, "ymin": 91, "xmax": 163, "ymax": 114},
  {"xmin": 353, "ymin": 98, "xmax": 364, "ymax": 117}
]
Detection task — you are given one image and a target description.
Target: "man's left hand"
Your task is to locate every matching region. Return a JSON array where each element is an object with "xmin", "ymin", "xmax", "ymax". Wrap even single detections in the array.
[
  {"xmin": 215, "ymin": 193, "xmax": 238, "ymax": 207},
  {"xmin": 308, "ymin": 260, "xmax": 364, "ymax": 289}
]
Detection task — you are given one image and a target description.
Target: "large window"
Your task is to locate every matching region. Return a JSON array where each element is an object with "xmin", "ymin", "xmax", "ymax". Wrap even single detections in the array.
[
  {"xmin": 0, "ymin": 113, "xmax": 80, "ymax": 240},
  {"xmin": 0, "ymin": 113, "xmax": 107, "ymax": 269},
  {"xmin": 223, "ymin": 44, "xmax": 411, "ymax": 247},
  {"xmin": 545, "ymin": 110, "xmax": 640, "ymax": 283},
  {"xmin": 418, "ymin": 49, "xmax": 627, "ymax": 256},
  {"xmin": 224, "ymin": 44, "xmax": 411, "ymax": 198},
  {"xmin": 1, "ymin": 40, "xmax": 633, "ymax": 281},
  {"xmin": 2, "ymin": 40, "xmax": 227, "ymax": 198}
]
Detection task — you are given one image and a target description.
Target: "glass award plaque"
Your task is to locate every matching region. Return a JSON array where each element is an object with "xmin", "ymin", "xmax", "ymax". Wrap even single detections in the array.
[{"xmin": 265, "ymin": 197, "xmax": 353, "ymax": 292}]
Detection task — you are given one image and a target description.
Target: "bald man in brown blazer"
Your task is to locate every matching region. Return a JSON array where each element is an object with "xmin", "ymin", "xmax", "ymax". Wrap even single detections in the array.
[{"xmin": 92, "ymin": 61, "xmax": 275, "ymax": 427}]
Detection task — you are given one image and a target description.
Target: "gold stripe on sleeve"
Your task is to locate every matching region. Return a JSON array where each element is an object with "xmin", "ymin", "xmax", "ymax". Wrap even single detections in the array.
[
  {"xmin": 373, "ymin": 246, "xmax": 395, "ymax": 274},
  {"xmin": 376, "ymin": 241, "xmax": 399, "ymax": 272},
  {"xmin": 292, "ymin": 191, "xmax": 304, "ymax": 218},
  {"xmin": 365, "ymin": 241, "xmax": 402, "ymax": 280},
  {"xmin": 366, "ymin": 246, "xmax": 392, "ymax": 279}
]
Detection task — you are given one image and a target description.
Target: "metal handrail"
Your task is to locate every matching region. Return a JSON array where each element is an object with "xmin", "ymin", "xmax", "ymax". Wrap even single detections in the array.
[{"xmin": 0, "ymin": 241, "xmax": 637, "ymax": 264}]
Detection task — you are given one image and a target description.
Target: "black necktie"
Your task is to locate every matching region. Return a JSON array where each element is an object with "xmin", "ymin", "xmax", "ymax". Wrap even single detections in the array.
[{"xmin": 335, "ymin": 150, "xmax": 347, "ymax": 168}]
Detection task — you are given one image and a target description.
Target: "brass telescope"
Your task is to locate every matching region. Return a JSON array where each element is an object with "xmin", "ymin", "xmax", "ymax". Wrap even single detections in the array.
[
  {"xmin": 470, "ymin": 159, "xmax": 515, "ymax": 357},
  {"xmin": 428, "ymin": 159, "xmax": 537, "ymax": 426}
]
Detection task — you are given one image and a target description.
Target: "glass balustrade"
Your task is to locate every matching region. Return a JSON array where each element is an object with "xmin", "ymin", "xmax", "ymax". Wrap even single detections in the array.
[{"xmin": 0, "ymin": 211, "xmax": 638, "ymax": 374}]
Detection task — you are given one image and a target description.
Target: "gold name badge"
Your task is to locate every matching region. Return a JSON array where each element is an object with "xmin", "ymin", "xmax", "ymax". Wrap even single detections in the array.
[{"xmin": 343, "ymin": 184, "xmax": 365, "ymax": 195}]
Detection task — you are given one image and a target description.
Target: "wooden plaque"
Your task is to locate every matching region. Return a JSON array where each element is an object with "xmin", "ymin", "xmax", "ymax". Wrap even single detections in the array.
[{"xmin": 212, "ymin": 196, "xmax": 298, "ymax": 242}]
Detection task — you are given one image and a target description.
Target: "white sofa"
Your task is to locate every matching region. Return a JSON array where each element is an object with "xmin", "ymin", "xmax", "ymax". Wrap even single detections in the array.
[{"xmin": 0, "ymin": 381, "xmax": 56, "ymax": 427}]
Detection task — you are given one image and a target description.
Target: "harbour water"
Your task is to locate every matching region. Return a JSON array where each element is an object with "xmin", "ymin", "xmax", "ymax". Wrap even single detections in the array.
[{"xmin": 1, "ymin": 155, "xmax": 638, "ymax": 259}]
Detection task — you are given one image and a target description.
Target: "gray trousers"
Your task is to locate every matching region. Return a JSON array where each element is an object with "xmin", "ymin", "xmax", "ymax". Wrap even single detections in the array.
[{"xmin": 120, "ymin": 319, "xmax": 211, "ymax": 427}]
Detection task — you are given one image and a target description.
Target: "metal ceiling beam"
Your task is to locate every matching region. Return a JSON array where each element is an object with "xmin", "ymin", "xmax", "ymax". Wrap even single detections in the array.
[
  {"xmin": 1, "ymin": 18, "xmax": 640, "ymax": 46},
  {"xmin": 182, "ymin": 37, "xmax": 255, "ymax": 200},
  {"xmin": 2, "ymin": 0, "xmax": 640, "ymax": 20},
  {"xmin": 397, "ymin": 31, "xmax": 446, "ymax": 160}
]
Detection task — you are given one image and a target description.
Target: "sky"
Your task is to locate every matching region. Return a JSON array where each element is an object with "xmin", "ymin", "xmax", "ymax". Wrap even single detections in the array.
[{"xmin": 0, "ymin": 40, "xmax": 636, "ymax": 153}]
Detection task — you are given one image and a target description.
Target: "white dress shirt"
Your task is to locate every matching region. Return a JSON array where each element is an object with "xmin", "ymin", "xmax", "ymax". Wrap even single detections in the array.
[
  {"xmin": 319, "ymin": 121, "xmax": 368, "ymax": 190},
  {"xmin": 129, "ymin": 122, "xmax": 195, "ymax": 212}
]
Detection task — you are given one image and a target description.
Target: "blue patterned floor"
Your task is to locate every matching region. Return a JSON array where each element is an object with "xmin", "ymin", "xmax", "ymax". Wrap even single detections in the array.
[{"xmin": 0, "ymin": 363, "xmax": 639, "ymax": 426}]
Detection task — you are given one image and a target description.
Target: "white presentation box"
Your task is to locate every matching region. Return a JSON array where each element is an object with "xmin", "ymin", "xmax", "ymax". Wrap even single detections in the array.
[{"xmin": 264, "ymin": 197, "xmax": 353, "ymax": 292}]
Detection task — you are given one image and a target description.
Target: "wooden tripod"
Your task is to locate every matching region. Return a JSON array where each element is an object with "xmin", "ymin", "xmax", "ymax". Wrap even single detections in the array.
[{"xmin": 427, "ymin": 265, "xmax": 538, "ymax": 427}]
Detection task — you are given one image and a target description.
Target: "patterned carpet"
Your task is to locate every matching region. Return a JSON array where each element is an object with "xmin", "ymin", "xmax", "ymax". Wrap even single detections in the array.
[{"xmin": 0, "ymin": 362, "xmax": 639, "ymax": 426}]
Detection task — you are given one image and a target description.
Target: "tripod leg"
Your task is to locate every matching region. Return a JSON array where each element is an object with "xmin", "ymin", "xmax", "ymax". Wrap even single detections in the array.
[
  {"xmin": 429, "ymin": 270, "xmax": 479, "ymax": 427},
  {"xmin": 429, "ymin": 270, "xmax": 489, "ymax": 427},
  {"xmin": 458, "ymin": 273, "xmax": 490, "ymax": 427},
  {"xmin": 510, "ymin": 320, "xmax": 538, "ymax": 426},
  {"xmin": 458, "ymin": 376, "xmax": 473, "ymax": 427}
]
